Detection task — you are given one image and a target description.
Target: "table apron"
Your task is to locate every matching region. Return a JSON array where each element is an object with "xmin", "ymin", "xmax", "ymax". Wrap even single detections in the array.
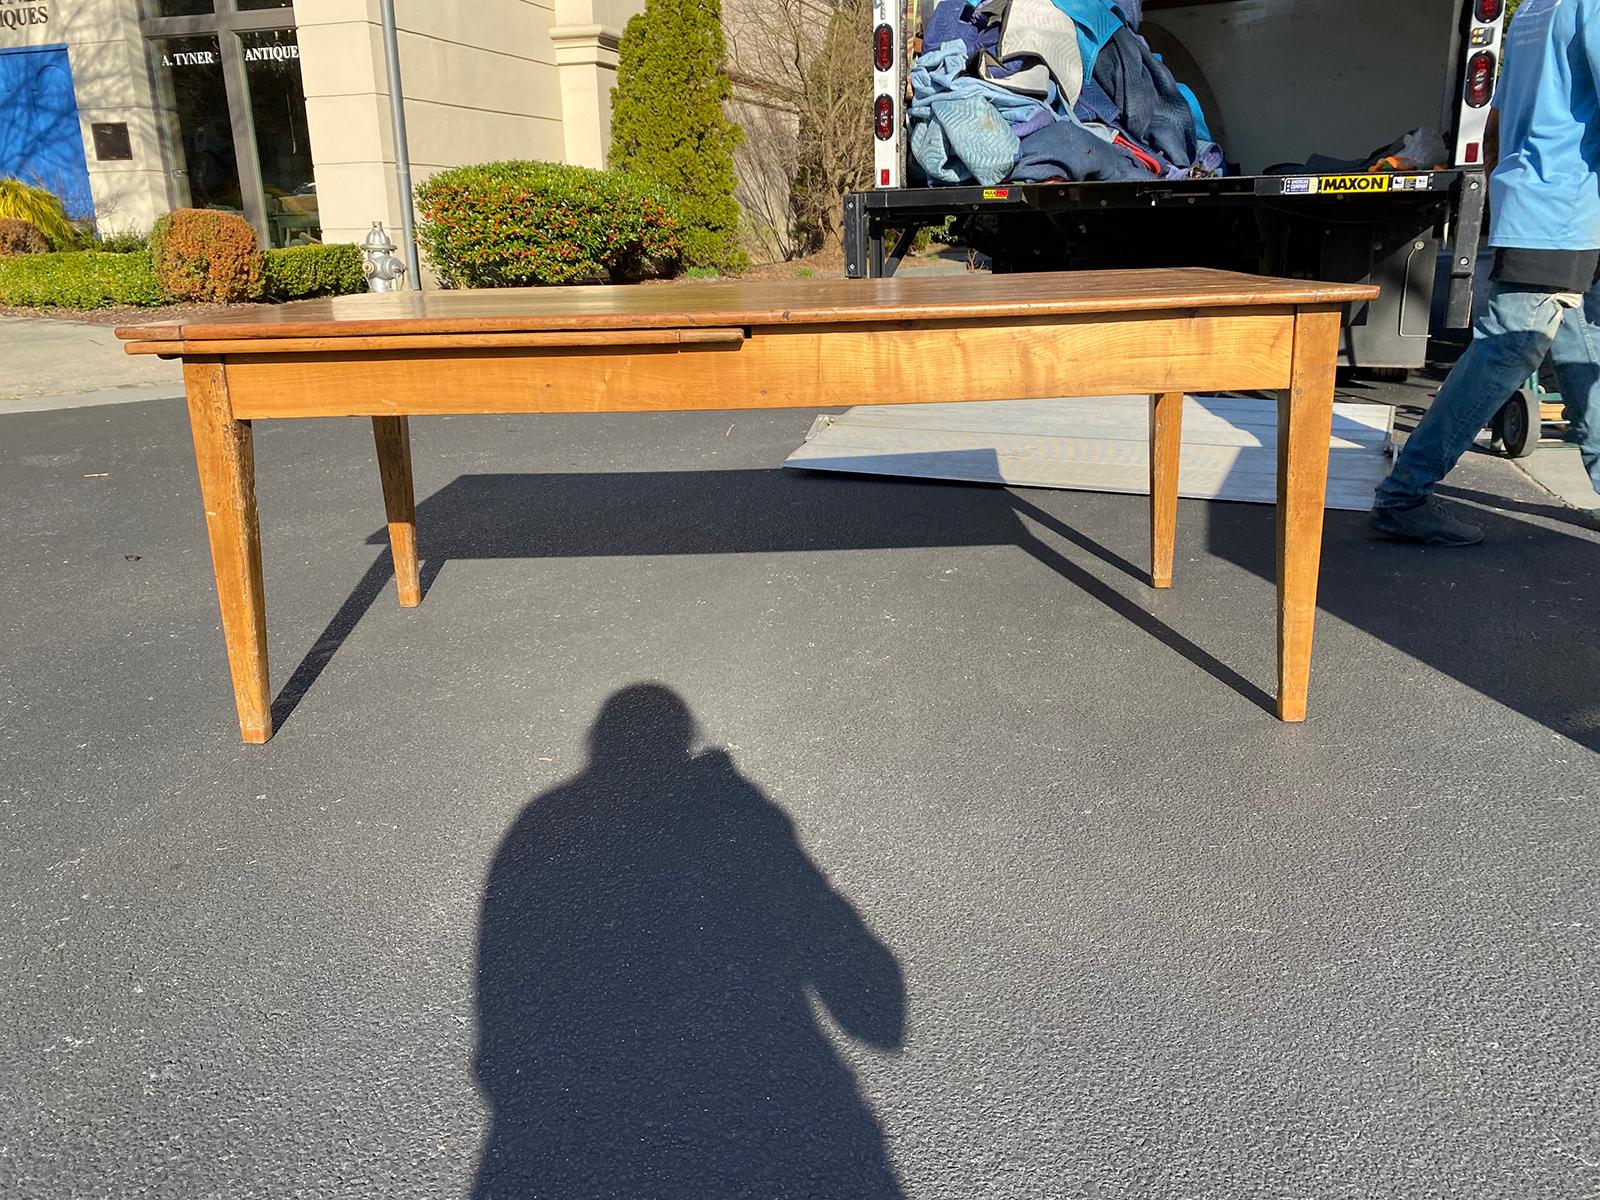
[{"xmin": 212, "ymin": 308, "xmax": 1300, "ymax": 419}]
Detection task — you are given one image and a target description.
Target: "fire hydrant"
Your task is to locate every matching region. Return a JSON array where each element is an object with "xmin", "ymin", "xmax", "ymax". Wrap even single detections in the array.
[{"xmin": 362, "ymin": 222, "xmax": 408, "ymax": 293}]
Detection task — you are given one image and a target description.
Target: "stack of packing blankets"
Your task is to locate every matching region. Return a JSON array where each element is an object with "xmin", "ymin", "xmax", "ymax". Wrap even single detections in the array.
[{"xmin": 910, "ymin": 0, "xmax": 1226, "ymax": 187}]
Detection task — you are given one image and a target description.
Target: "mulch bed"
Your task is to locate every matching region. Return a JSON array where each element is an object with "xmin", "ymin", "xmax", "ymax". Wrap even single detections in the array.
[{"xmin": 737, "ymin": 247, "xmax": 849, "ymax": 280}]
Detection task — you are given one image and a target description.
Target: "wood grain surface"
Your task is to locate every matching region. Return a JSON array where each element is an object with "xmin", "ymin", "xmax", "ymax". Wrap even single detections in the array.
[
  {"xmin": 371, "ymin": 416, "xmax": 420, "ymax": 607},
  {"xmin": 1275, "ymin": 307, "xmax": 1342, "ymax": 723},
  {"xmin": 219, "ymin": 310, "xmax": 1297, "ymax": 419},
  {"xmin": 116, "ymin": 269, "xmax": 1379, "ymax": 345},
  {"xmin": 183, "ymin": 360, "xmax": 271, "ymax": 744},
  {"xmin": 123, "ymin": 327, "xmax": 748, "ymax": 357},
  {"xmin": 1148, "ymin": 391, "xmax": 1183, "ymax": 589}
]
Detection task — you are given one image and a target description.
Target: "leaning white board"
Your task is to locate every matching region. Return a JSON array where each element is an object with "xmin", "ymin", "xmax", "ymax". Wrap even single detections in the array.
[{"xmin": 783, "ymin": 395, "xmax": 1394, "ymax": 512}]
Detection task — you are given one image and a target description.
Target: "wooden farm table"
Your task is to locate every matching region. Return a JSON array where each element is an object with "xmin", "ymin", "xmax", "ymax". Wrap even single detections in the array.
[{"xmin": 119, "ymin": 268, "xmax": 1377, "ymax": 743}]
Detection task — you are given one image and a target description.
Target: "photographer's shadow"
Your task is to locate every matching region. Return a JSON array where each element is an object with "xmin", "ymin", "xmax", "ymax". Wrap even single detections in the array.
[{"xmin": 473, "ymin": 684, "xmax": 906, "ymax": 1198}]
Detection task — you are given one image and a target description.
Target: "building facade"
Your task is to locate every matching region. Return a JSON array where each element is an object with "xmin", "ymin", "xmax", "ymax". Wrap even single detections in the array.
[{"xmin": 0, "ymin": 0, "xmax": 640, "ymax": 247}]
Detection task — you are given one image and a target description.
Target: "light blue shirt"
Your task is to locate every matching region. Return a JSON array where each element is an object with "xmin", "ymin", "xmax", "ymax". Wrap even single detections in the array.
[{"xmin": 1491, "ymin": 0, "xmax": 1600, "ymax": 249}]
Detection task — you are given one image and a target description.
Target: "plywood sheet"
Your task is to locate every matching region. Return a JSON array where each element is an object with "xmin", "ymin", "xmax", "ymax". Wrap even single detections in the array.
[{"xmin": 783, "ymin": 395, "xmax": 1393, "ymax": 511}]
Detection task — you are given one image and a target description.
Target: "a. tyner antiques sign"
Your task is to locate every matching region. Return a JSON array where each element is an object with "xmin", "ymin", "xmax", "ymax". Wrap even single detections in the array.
[{"xmin": 0, "ymin": 0, "xmax": 50, "ymax": 32}]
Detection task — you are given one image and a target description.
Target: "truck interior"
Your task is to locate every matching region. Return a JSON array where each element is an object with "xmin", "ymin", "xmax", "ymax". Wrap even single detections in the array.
[
  {"xmin": 848, "ymin": 0, "xmax": 1499, "ymax": 369},
  {"xmin": 1141, "ymin": 0, "xmax": 1467, "ymax": 177}
]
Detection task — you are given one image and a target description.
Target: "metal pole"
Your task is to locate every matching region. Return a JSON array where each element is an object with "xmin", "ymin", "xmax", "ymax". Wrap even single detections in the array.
[{"xmin": 378, "ymin": 0, "xmax": 421, "ymax": 285}]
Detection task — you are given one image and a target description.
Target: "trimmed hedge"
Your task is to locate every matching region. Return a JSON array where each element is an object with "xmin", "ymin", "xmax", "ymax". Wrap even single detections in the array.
[
  {"xmin": 0, "ymin": 251, "xmax": 164, "ymax": 308},
  {"xmin": 263, "ymin": 243, "xmax": 365, "ymax": 300},
  {"xmin": 94, "ymin": 229, "xmax": 151, "ymax": 254},
  {"xmin": 0, "ymin": 243, "xmax": 364, "ymax": 309},
  {"xmin": 150, "ymin": 208, "xmax": 263, "ymax": 302},
  {"xmin": 415, "ymin": 160, "xmax": 683, "ymax": 287}
]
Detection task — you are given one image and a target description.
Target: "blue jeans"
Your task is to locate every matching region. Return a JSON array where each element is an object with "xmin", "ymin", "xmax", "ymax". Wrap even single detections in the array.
[{"xmin": 1375, "ymin": 280, "xmax": 1600, "ymax": 508}]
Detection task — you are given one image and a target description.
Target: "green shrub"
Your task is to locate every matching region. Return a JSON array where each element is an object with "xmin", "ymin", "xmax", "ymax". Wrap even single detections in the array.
[
  {"xmin": 609, "ymin": 0, "xmax": 745, "ymax": 271},
  {"xmin": 0, "ymin": 251, "xmax": 164, "ymax": 308},
  {"xmin": 415, "ymin": 160, "xmax": 683, "ymax": 287},
  {"xmin": 0, "ymin": 179, "xmax": 75, "ymax": 248},
  {"xmin": 263, "ymin": 243, "xmax": 365, "ymax": 300},
  {"xmin": 150, "ymin": 208, "xmax": 264, "ymax": 302},
  {"xmin": 94, "ymin": 228, "xmax": 151, "ymax": 254},
  {"xmin": 0, "ymin": 217, "xmax": 48, "ymax": 256}
]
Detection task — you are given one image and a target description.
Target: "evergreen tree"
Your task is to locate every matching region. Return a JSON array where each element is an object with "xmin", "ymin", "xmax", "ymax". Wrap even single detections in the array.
[{"xmin": 609, "ymin": 0, "xmax": 745, "ymax": 271}]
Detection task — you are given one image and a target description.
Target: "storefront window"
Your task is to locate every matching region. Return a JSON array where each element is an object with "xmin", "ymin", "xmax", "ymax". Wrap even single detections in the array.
[
  {"xmin": 150, "ymin": 35, "xmax": 246, "ymax": 215},
  {"xmin": 142, "ymin": 2, "xmax": 312, "ymax": 248},
  {"xmin": 239, "ymin": 28, "xmax": 319, "ymax": 244}
]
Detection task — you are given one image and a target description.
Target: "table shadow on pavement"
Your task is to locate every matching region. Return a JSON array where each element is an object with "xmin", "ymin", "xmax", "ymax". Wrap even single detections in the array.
[
  {"xmin": 269, "ymin": 459, "xmax": 1275, "ymax": 730},
  {"xmin": 471, "ymin": 683, "xmax": 905, "ymax": 1198},
  {"xmin": 1208, "ymin": 483, "xmax": 1600, "ymax": 751}
]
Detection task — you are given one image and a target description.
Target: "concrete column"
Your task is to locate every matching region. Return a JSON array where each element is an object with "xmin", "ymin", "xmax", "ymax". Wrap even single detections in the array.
[
  {"xmin": 550, "ymin": 0, "xmax": 639, "ymax": 169},
  {"xmin": 295, "ymin": 0, "xmax": 394, "ymax": 246},
  {"xmin": 297, "ymin": 0, "xmax": 572, "ymax": 247}
]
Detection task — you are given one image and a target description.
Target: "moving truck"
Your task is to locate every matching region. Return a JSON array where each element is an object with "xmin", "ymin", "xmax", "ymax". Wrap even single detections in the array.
[{"xmin": 845, "ymin": 0, "xmax": 1506, "ymax": 374}]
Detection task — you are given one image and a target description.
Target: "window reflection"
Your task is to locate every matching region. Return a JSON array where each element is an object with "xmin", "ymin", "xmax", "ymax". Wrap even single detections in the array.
[
  {"xmin": 240, "ymin": 28, "xmax": 319, "ymax": 245},
  {"xmin": 150, "ymin": 35, "xmax": 245, "ymax": 215},
  {"xmin": 143, "ymin": 1, "xmax": 311, "ymax": 248}
]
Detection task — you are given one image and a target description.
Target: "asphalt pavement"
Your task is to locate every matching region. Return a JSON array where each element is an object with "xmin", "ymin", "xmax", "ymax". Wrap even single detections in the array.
[{"xmin": 1, "ymin": 395, "xmax": 1597, "ymax": 1199}]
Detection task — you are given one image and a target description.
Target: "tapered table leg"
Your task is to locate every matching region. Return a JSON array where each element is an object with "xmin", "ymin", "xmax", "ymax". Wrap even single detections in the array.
[
  {"xmin": 185, "ymin": 360, "xmax": 271, "ymax": 743},
  {"xmin": 372, "ymin": 416, "xmax": 420, "ymax": 607},
  {"xmin": 1276, "ymin": 308, "xmax": 1341, "ymax": 722},
  {"xmin": 1149, "ymin": 390, "xmax": 1183, "ymax": 589}
]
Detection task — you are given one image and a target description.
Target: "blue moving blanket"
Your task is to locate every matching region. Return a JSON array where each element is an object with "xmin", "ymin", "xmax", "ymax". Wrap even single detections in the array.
[{"xmin": 909, "ymin": 40, "xmax": 1050, "ymax": 184}]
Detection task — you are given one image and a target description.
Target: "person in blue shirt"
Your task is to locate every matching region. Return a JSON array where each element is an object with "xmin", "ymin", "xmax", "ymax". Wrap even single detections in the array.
[{"xmin": 1371, "ymin": 0, "xmax": 1600, "ymax": 544}]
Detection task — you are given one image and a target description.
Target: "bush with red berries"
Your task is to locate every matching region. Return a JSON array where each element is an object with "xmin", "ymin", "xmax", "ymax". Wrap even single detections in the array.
[{"xmin": 415, "ymin": 161, "xmax": 684, "ymax": 287}]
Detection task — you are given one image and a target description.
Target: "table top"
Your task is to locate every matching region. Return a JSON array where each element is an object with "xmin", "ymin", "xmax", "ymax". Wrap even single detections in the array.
[{"xmin": 116, "ymin": 268, "xmax": 1378, "ymax": 345}]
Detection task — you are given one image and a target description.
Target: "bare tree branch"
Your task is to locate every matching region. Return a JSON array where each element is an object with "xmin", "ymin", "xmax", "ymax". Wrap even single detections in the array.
[{"xmin": 725, "ymin": 0, "xmax": 873, "ymax": 256}]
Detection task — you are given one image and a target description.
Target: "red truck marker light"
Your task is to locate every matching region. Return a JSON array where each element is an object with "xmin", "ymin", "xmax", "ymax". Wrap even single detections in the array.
[
  {"xmin": 1465, "ymin": 51, "xmax": 1495, "ymax": 107},
  {"xmin": 874, "ymin": 23, "xmax": 894, "ymax": 71},
  {"xmin": 874, "ymin": 94, "xmax": 894, "ymax": 139}
]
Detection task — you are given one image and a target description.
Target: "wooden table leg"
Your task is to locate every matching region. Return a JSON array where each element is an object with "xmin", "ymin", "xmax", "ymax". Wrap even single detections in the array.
[
  {"xmin": 1149, "ymin": 390, "xmax": 1183, "ymax": 589},
  {"xmin": 185, "ymin": 360, "xmax": 271, "ymax": 744},
  {"xmin": 372, "ymin": 416, "xmax": 421, "ymax": 607},
  {"xmin": 1276, "ymin": 308, "xmax": 1341, "ymax": 722}
]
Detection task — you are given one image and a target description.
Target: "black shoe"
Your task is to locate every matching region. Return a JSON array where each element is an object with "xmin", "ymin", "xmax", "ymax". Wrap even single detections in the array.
[{"xmin": 1368, "ymin": 499, "xmax": 1485, "ymax": 546}]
